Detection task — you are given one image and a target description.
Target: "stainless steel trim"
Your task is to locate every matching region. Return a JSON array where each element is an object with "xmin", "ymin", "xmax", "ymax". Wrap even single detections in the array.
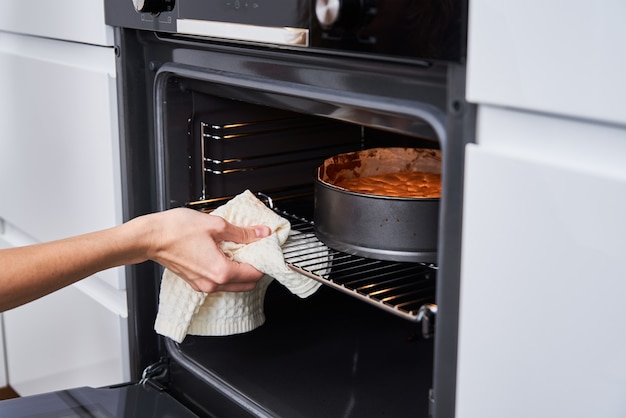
[{"xmin": 177, "ymin": 19, "xmax": 309, "ymax": 46}]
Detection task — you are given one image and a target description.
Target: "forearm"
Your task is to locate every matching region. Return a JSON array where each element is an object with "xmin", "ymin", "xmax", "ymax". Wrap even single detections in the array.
[
  {"xmin": 0, "ymin": 217, "xmax": 151, "ymax": 312},
  {"xmin": 0, "ymin": 207, "xmax": 269, "ymax": 312}
]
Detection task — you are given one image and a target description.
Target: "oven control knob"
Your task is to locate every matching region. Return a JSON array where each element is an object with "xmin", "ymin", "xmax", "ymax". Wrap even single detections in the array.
[
  {"xmin": 132, "ymin": 0, "xmax": 175, "ymax": 13},
  {"xmin": 315, "ymin": 0, "xmax": 376, "ymax": 28},
  {"xmin": 315, "ymin": 0, "xmax": 341, "ymax": 27}
]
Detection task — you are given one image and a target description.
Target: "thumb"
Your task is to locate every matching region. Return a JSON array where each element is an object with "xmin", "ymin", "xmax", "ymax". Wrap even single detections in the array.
[
  {"xmin": 251, "ymin": 225, "xmax": 272, "ymax": 240},
  {"xmin": 230, "ymin": 224, "xmax": 272, "ymax": 244}
]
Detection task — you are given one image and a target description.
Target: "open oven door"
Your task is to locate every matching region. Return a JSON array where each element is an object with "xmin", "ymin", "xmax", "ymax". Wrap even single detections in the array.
[{"xmin": 0, "ymin": 384, "xmax": 199, "ymax": 417}]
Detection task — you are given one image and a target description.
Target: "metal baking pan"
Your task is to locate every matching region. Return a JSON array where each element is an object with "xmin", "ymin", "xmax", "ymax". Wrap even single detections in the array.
[{"xmin": 314, "ymin": 148, "xmax": 441, "ymax": 263}]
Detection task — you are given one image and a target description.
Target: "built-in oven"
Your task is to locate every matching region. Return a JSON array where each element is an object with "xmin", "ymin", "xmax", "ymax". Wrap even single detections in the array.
[{"xmin": 52, "ymin": 1, "xmax": 472, "ymax": 417}]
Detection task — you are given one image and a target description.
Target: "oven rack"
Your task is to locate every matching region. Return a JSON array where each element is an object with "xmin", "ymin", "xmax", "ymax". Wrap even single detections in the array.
[
  {"xmin": 275, "ymin": 206, "xmax": 438, "ymax": 327},
  {"xmin": 188, "ymin": 192, "xmax": 438, "ymax": 331}
]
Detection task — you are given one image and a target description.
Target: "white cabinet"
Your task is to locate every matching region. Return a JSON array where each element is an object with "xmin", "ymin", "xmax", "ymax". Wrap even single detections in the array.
[
  {"xmin": 0, "ymin": 29, "xmax": 128, "ymax": 395},
  {"xmin": 0, "ymin": 0, "xmax": 112, "ymax": 46},
  {"xmin": 3, "ymin": 286, "xmax": 129, "ymax": 396},
  {"xmin": 0, "ymin": 32, "xmax": 124, "ymax": 290},
  {"xmin": 459, "ymin": 2, "xmax": 626, "ymax": 415},
  {"xmin": 456, "ymin": 107, "xmax": 626, "ymax": 418},
  {"xmin": 0, "ymin": 218, "xmax": 129, "ymax": 396},
  {"xmin": 466, "ymin": 0, "xmax": 626, "ymax": 126}
]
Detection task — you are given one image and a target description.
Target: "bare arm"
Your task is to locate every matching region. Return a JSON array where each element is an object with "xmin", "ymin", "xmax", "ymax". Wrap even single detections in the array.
[{"xmin": 0, "ymin": 208, "xmax": 270, "ymax": 312}]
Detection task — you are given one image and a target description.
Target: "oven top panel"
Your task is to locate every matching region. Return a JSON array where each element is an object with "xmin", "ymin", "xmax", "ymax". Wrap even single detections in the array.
[{"xmin": 104, "ymin": 0, "xmax": 466, "ymax": 62}]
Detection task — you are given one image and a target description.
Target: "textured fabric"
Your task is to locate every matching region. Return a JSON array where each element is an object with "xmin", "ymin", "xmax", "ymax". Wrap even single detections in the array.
[{"xmin": 154, "ymin": 190, "xmax": 325, "ymax": 343}]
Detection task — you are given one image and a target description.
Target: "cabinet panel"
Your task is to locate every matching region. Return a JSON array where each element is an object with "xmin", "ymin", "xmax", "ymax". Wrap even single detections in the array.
[
  {"xmin": 0, "ymin": 22, "xmax": 128, "ymax": 398},
  {"xmin": 4, "ymin": 286, "xmax": 129, "ymax": 396},
  {"xmin": 0, "ymin": 32, "xmax": 123, "ymax": 290},
  {"xmin": 0, "ymin": 0, "xmax": 112, "ymax": 46},
  {"xmin": 456, "ymin": 111, "xmax": 626, "ymax": 417},
  {"xmin": 466, "ymin": 0, "xmax": 626, "ymax": 125}
]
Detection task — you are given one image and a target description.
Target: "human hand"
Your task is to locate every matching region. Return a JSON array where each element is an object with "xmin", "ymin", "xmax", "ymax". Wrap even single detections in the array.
[{"xmin": 142, "ymin": 208, "xmax": 271, "ymax": 293}]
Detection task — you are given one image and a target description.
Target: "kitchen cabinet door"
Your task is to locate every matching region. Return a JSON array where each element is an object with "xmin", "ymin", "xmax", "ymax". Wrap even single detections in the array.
[
  {"xmin": 0, "ymin": 31, "xmax": 129, "ymax": 396},
  {"xmin": 466, "ymin": 0, "xmax": 626, "ymax": 126},
  {"xmin": 0, "ymin": 31, "xmax": 124, "ymax": 290},
  {"xmin": 3, "ymin": 286, "xmax": 129, "ymax": 396},
  {"xmin": 456, "ymin": 106, "xmax": 626, "ymax": 418},
  {"xmin": 0, "ymin": 0, "xmax": 113, "ymax": 46}
]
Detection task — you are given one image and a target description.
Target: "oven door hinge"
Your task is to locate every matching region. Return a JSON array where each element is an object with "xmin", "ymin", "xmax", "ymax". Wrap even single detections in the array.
[{"xmin": 139, "ymin": 357, "xmax": 170, "ymax": 392}]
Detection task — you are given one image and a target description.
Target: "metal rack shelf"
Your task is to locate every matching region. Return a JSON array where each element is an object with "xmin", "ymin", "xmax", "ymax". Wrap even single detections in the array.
[
  {"xmin": 189, "ymin": 192, "xmax": 438, "ymax": 329},
  {"xmin": 276, "ymin": 205, "xmax": 438, "ymax": 325}
]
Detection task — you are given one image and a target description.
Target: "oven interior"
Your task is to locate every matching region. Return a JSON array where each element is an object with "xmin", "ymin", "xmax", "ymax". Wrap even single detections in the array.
[{"xmin": 153, "ymin": 74, "xmax": 441, "ymax": 418}]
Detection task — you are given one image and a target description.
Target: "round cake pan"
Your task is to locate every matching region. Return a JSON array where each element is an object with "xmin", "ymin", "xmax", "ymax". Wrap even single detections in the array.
[{"xmin": 313, "ymin": 147, "xmax": 441, "ymax": 263}]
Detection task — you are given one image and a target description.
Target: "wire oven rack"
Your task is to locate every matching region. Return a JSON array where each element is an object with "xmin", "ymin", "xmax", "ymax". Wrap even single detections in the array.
[
  {"xmin": 188, "ymin": 192, "xmax": 438, "ymax": 330},
  {"xmin": 271, "ymin": 204, "xmax": 437, "ymax": 328}
]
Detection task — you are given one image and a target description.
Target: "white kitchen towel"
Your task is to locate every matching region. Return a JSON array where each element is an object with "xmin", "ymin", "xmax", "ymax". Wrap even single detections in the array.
[{"xmin": 154, "ymin": 190, "xmax": 327, "ymax": 343}]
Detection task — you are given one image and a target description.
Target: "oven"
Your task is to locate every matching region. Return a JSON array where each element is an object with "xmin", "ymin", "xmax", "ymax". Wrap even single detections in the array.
[{"xmin": 104, "ymin": 1, "xmax": 473, "ymax": 417}]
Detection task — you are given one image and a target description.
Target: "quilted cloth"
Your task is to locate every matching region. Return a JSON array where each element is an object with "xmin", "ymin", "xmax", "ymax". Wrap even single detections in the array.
[{"xmin": 154, "ymin": 190, "xmax": 326, "ymax": 343}]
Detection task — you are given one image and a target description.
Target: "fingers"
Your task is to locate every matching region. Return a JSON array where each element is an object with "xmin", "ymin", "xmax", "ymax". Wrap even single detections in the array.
[
  {"xmin": 236, "ymin": 224, "xmax": 272, "ymax": 244},
  {"xmin": 189, "ymin": 277, "xmax": 261, "ymax": 293},
  {"xmin": 228, "ymin": 259, "xmax": 266, "ymax": 282},
  {"xmin": 188, "ymin": 259, "xmax": 265, "ymax": 294},
  {"xmin": 211, "ymin": 215, "xmax": 272, "ymax": 244}
]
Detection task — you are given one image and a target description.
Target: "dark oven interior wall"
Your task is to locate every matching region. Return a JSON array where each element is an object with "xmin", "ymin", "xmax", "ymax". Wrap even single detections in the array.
[
  {"xmin": 161, "ymin": 78, "xmax": 441, "ymax": 208},
  {"xmin": 115, "ymin": 28, "xmax": 470, "ymax": 418}
]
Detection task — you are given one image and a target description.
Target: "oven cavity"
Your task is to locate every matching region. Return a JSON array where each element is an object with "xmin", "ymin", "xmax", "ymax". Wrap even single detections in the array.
[{"xmin": 168, "ymin": 81, "xmax": 440, "ymax": 336}]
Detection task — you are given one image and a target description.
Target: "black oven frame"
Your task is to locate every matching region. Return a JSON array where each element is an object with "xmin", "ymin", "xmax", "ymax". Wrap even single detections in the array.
[{"xmin": 113, "ymin": 28, "xmax": 475, "ymax": 418}]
